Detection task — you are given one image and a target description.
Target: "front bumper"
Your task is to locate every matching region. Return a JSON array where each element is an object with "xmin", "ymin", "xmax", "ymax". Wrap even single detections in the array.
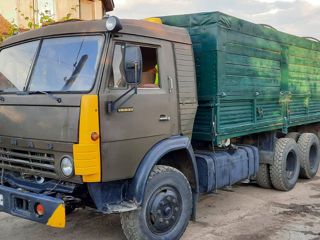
[{"xmin": 0, "ymin": 185, "xmax": 65, "ymax": 228}]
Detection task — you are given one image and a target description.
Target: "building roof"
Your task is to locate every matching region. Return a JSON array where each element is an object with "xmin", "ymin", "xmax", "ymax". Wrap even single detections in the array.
[
  {"xmin": 0, "ymin": 14, "xmax": 12, "ymax": 35},
  {"xmin": 1, "ymin": 18, "xmax": 191, "ymax": 47}
]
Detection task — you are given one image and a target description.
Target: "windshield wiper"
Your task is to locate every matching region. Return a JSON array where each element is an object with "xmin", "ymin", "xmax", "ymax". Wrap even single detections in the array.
[
  {"xmin": 62, "ymin": 54, "xmax": 88, "ymax": 91},
  {"xmin": 17, "ymin": 91, "xmax": 62, "ymax": 103},
  {"xmin": 30, "ymin": 91, "xmax": 62, "ymax": 103}
]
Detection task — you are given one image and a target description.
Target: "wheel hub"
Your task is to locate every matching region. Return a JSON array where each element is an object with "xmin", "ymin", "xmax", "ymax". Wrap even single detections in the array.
[
  {"xmin": 146, "ymin": 186, "xmax": 182, "ymax": 234},
  {"xmin": 309, "ymin": 144, "xmax": 317, "ymax": 170},
  {"xmin": 286, "ymin": 150, "xmax": 297, "ymax": 180}
]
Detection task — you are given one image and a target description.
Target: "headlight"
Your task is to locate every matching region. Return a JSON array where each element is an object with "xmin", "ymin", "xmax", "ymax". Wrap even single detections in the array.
[
  {"xmin": 106, "ymin": 16, "xmax": 122, "ymax": 32},
  {"xmin": 60, "ymin": 157, "xmax": 74, "ymax": 177}
]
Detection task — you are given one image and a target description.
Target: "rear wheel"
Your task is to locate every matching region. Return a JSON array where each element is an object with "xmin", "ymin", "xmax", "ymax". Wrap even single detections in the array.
[
  {"xmin": 270, "ymin": 138, "xmax": 300, "ymax": 191},
  {"xmin": 298, "ymin": 133, "xmax": 320, "ymax": 179},
  {"xmin": 256, "ymin": 164, "xmax": 272, "ymax": 189},
  {"xmin": 120, "ymin": 165, "xmax": 192, "ymax": 240},
  {"xmin": 285, "ymin": 132, "xmax": 301, "ymax": 142}
]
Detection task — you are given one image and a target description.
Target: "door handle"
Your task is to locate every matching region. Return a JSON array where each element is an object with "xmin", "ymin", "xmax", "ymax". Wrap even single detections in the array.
[
  {"xmin": 159, "ymin": 114, "xmax": 171, "ymax": 121},
  {"xmin": 168, "ymin": 76, "xmax": 173, "ymax": 94}
]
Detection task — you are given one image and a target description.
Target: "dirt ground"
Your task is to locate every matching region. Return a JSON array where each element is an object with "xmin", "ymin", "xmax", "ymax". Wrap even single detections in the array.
[{"xmin": 1, "ymin": 173, "xmax": 320, "ymax": 240}]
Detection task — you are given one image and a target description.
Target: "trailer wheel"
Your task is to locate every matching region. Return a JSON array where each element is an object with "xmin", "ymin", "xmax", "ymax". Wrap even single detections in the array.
[
  {"xmin": 256, "ymin": 164, "xmax": 272, "ymax": 189},
  {"xmin": 285, "ymin": 132, "xmax": 301, "ymax": 142},
  {"xmin": 120, "ymin": 165, "xmax": 192, "ymax": 240},
  {"xmin": 270, "ymin": 138, "xmax": 300, "ymax": 191},
  {"xmin": 298, "ymin": 133, "xmax": 320, "ymax": 179}
]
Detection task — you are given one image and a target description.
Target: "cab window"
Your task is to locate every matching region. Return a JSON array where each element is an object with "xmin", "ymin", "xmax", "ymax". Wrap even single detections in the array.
[
  {"xmin": 0, "ymin": 41, "xmax": 40, "ymax": 92},
  {"xmin": 109, "ymin": 44, "xmax": 160, "ymax": 89},
  {"xmin": 140, "ymin": 47, "xmax": 159, "ymax": 88},
  {"xmin": 108, "ymin": 44, "xmax": 126, "ymax": 89},
  {"xmin": 29, "ymin": 35, "xmax": 104, "ymax": 92}
]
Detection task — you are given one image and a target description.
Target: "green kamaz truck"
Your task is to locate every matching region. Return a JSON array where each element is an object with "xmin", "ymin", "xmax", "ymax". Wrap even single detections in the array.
[{"xmin": 0, "ymin": 11, "xmax": 319, "ymax": 240}]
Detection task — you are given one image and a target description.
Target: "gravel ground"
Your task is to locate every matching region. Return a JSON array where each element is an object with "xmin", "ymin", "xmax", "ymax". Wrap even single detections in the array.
[{"xmin": 0, "ymin": 173, "xmax": 320, "ymax": 240}]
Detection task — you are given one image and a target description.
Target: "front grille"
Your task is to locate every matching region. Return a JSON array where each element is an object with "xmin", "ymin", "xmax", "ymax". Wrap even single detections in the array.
[{"xmin": 0, "ymin": 147, "xmax": 56, "ymax": 176}]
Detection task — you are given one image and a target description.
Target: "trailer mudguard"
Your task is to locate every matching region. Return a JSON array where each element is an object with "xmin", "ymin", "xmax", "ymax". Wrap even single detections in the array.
[{"xmin": 126, "ymin": 136, "xmax": 199, "ymax": 218}]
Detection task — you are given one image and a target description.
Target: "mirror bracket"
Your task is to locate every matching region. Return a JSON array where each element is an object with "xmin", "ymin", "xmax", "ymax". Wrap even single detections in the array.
[{"xmin": 107, "ymin": 85, "xmax": 137, "ymax": 113}]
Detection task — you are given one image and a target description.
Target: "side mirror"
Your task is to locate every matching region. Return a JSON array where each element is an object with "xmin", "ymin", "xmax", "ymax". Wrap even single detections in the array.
[
  {"xmin": 124, "ymin": 46, "xmax": 142, "ymax": 85},
  {"xmin": 107, "ymin": 45, "xmax": 142, "ymax": 114}
]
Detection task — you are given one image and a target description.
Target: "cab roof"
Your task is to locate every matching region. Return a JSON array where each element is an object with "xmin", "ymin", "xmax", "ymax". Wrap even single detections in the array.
[{"xmin": 1, "ymin": 18, "xmax": 192, "ymax": 47}]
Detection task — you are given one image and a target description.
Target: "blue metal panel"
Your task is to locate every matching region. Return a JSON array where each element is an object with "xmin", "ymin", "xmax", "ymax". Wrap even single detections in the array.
[
  {"xmin": 3, "ymin": 172, "xmax": 74, "ymax": 194},
  {"xmin": 211, "ymin": 151, "xmax": 233, "ymax": 188},
  {"xmin": 195, "ymin": 145, "xmax": 259, "ymax": 193},
  {"xmin": 238, "ymin": 145, "xmax": 260, "ymax": 176},
  {"xmin": 0, "ymin": 184, "xmax": 63, "ymax": 224},
  {"xmin": 87, "ymin": 180, "xmax": 127, "ymax": 211},
  {"xmin": 196, "ymin": 154, "xmax": 215, "ymax": 193}
]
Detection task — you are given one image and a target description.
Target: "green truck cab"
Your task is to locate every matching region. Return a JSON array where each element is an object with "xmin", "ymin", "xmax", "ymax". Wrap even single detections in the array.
[{"xmin": 0, "ymin": 12, "xmax": 319, "ymax": 239}]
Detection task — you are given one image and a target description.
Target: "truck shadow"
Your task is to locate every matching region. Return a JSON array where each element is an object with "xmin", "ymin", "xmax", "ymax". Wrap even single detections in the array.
[
  {"xmin": 4, "ymin": 208, "xmax": 127, "ymax": 240},
  {"xmin": 60, "ymin": 208, "xmax": 126, "ymax": 240}
]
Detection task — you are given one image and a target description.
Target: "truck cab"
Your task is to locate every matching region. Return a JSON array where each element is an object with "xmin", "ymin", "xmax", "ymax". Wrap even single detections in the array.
[{"xmin": 0, "ymin": 16, "xmax": 199, "ymax": 239}]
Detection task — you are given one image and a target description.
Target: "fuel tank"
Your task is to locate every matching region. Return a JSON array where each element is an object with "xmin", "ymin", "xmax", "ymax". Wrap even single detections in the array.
[{"xmin": 196, "ymin": 146, "xmax": 259, "ymax": 193}]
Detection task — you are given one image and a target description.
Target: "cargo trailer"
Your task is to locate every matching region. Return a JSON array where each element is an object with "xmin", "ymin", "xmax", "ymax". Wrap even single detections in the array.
[{"xmin": 160, "ymin": 12, "xmax": 320, "ymax": 145}]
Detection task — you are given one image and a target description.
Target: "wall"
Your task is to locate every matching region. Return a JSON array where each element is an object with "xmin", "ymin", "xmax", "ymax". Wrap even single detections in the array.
[
  {"xmin": 0, "ymin": 0, "xmax": 105, "ymax": 29},
  {"xmin": 0, "ymin": 1, "xmax": 19, "ymax": 25},
  {"xmin": 17, "ymin": 0, "xmax": 36, "ymax": 27},
  {"xmin": 55, "ymin": 0, "xmax": 80, "ymax": 20},
  {"xmin": 80, "ymin": 0, "xmax": 103, "ymax": 20},
  {"xmin": 0, "ymin": 0, "xmax": 35, "ymax": 27}
]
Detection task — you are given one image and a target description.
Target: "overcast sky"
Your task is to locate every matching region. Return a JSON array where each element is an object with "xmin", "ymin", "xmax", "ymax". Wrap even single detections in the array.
[{"xmin": 111, "ymin": 0, "xmax": 320, "ymax": 39}]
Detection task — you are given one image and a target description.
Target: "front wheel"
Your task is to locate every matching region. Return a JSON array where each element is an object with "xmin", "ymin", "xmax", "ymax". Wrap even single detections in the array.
[{"xmin": 121, "ymin": 165, "xmax": 192, "ymax": 240}]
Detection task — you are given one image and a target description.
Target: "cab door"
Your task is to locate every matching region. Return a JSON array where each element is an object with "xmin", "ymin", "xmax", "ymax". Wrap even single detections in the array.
[{"xmin": 99, "ymin": 35, "xmax": 179, "ymax": 181}]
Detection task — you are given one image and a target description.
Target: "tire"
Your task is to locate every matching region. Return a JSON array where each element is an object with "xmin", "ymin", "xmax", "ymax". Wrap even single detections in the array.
[
  {"xmin": 285, "ymin": 132, "xmax": 301, "ymax": 142},
  {"xmin": 256, "ymin": 164, "xmax": 273, "ymax": 189},
  {"xmin": 270, "ymin": 138, "xmax": 300, "ymax": 191},
  {"xmin": 298, "ymin": 124, "xmax": 320, "ymax": 139},
  {"xmin": 298, "ymin": 133, "xmax": 320, "ymax": 179},
  {"xmin": 120, "ymin": 165, "xmax": 192, "ymax": 240}
]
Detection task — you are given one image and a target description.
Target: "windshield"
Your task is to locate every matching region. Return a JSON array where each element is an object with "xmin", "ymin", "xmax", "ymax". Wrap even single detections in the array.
[
  {"xmin": 29, "ymin": 35, "xmax": 104, "ymax": 92},
  {"xmin": 0, "ymin": 41, "xmax": 40, "ymax": 92},
  {"xmin": 0, "ymin": 35, "xmax": 104, "ymax": 93}
]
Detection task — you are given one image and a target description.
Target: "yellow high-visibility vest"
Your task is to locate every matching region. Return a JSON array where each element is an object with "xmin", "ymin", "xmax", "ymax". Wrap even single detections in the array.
[{"xmin": 155, "ymin": 65, "xmax": 159, "ymax": 85}]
